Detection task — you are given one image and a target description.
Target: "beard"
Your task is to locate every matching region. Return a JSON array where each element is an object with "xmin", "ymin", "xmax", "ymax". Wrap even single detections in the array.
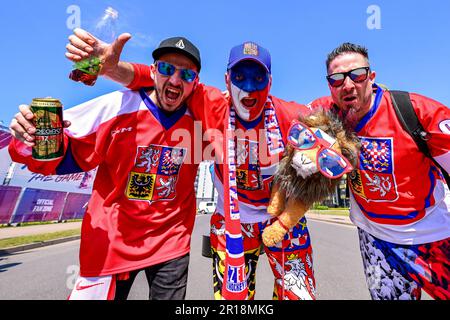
[
  {"xmin": 340, "ymin": 93, "xmax": 374, "ymax": 130},
  {"xmin": 154, "ymin": 85, "xmax": 187, "ymax": 114},
  {"xmin": 341, "ymin": 108, "xmax": 361, "ymax": 130}
]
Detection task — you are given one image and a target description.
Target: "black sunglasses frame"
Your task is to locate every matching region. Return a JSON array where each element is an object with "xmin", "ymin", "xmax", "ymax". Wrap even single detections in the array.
[{"xmin": 326, "ymin": 67, "xmax": 371, "ymax": 87}]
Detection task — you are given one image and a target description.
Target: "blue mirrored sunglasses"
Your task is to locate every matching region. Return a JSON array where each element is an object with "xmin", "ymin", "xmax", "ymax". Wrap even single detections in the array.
[{"xmin": 156, "ymin": 61, "xmax": 198, "ymax": 83}]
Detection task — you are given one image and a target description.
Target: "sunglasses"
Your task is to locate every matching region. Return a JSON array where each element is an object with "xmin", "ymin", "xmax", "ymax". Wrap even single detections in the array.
[
  {"xmin": 326, "ymin": 67, "xmax": 370, "ymax": 87},
  {"xmin": 287, "ymin": 121, "xmax": 354, "ymax": 179},
  {"xmin": 156, "ymin": 61, "xmax": 198, "ymax": 83}
]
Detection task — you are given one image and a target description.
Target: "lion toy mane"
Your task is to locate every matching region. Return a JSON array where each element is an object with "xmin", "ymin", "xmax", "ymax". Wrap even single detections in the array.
[{"xmin": 262, "ymin": 108, "xmax": 360, "ymax": 247}]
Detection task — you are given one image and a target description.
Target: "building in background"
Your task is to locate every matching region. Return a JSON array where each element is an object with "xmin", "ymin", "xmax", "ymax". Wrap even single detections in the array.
[
  {"xmin": 0, "ymin": 124, "xmax": 13, "ymax": 184},
  {"xmin": 194, "ymin": 161, "xmax": 217, "ymax": 211}
]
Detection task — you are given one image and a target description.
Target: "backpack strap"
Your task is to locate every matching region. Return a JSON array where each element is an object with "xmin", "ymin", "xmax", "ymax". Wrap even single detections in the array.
[
  {"xmin": 390, "ymin": 91, "xmax": 431, "ymax": 156},
  {"xmin": 390, "ymin": 90, "xmax": 450, "ymax": 186}
]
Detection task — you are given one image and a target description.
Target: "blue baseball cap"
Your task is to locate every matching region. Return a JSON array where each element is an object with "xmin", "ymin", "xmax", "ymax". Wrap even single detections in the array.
[{"xmin": 227, "ymin": 42, "xmax": 271, "ymax": 74}]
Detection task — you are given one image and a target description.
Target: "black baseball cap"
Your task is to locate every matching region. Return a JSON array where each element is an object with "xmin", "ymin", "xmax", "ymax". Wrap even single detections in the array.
[{"xmin": 152, "ymin": 37, "xmax": 201, "ymax": 72}]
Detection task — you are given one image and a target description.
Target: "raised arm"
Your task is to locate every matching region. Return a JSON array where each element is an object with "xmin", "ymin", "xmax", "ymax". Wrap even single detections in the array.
[
  {"xmin": 66, "ymin": 28, "xmax": 135, "ymax": 86},
  {"xmin": 65, "ymin": 28, "xmax": 231, "ymax": 135}
]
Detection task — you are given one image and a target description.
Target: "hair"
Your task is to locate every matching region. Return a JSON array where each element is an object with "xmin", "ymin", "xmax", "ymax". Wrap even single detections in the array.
[{"xmin": 326, "ymin": 42, "xmax": 370, "ymax": 72}]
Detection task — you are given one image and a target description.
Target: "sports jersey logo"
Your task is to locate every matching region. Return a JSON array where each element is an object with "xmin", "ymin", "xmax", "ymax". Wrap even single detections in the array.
[
  {"xmin": 360, "ymin": 138, "xmax": 392, "ymax": 173},
  {"xmin": 126, "ymin": 145, "xmax": 186, "ymax": 202},
  {"xmin": 243, "ymin": 42, "xmax": 258, "ymax": 56},
  {"xmin": 439, "ymin": 120, "xmax": 450, "ymax": 134},
  {"xmin": 75, "ymin": 281, "xmax": 105, "ymax": 291},
  {"xmin": 236, "ymin": 139, "xmax": 263, "ymax": 191},
  {"xmin": 226, "ymin": 264, "xmax": 247, "ymax": 293},
  {"xmin": 350, "ymin": 137, "xmax": 398, "ymax": 202}
]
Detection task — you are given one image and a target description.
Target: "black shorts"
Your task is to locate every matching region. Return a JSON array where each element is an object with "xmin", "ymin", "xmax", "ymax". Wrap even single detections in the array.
[{"xmin": 114, "ymin": 253, "xmax": 190, "ymax": 300}]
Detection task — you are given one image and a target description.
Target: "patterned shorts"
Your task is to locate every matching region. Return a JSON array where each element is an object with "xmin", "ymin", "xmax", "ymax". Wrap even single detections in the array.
[
  {"xmin": 358, "ymin": 228, "xmax": 450, "ymax": 300},
  {"xmin": 209, "ymin": 212, "xmax": 316, "ymax": 300}
]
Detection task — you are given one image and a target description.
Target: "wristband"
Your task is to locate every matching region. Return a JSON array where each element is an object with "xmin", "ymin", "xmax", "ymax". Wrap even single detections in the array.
[{"xmin": 277, "ymin": 218, "xmax": 289, "ymax": 231}]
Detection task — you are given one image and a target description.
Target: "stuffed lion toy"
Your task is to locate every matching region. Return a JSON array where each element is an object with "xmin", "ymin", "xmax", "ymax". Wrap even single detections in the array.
[{"xmin": 262, "ymin": 108, "xmax": 360, "ymax": 247}]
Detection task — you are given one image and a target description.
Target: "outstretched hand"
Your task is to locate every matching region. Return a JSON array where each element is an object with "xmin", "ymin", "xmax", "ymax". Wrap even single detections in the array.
[{"xmin": 65, "ymin": 28, "xmax": 132, "ymax": 76}]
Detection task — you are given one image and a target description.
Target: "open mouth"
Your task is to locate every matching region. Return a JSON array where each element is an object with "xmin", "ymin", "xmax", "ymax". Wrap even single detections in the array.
[
  {"xmin": 165, "ymin": 87, "xmax": 182, "ymax": 103},
  {"xmin": 240, "ymin": 97, "xmax": 257, "ymax": 108},
  {"xmin": 343, "ymin": 96, "xmax": 357, "ymax": 103}
]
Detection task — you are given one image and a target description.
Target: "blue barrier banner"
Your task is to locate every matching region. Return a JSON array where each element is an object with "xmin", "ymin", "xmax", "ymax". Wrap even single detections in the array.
[
  {"xmin": 0, "ymin": 186, "xmax": 21, "ymax": 224},
  {"xmin": 9, "ymin": 166, "xmax": 96, "ymax": 194},
  {"xmin": 0, "ymin": 128, "xmax": 13, "ymax": 184},
  {"xmin": 60, "ymin": 193, "xmax": 90, "ymax": 220},
  {"xmin": 11, "ymin": 188, "xmax": 67, "ymax": 223}
]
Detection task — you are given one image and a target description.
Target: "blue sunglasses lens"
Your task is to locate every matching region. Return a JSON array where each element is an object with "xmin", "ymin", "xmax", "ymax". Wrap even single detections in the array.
[
  {"xmin": 180, "ymin": 69, "xmax": 197, "ymax": 82},
  {"xmin": 288, "ymin": 123, "xmax": 317, "ymax": 149},
  {"xmin": 157, "ymin": 62, "xmax": 197, "ymax": 83},
  {"xmin": 318, "ymin": 148, "xmax": 349, "ymax": 178},
  {"xmin": 157, "ymin": 62, "xmax": 175, "ymax": 76}
]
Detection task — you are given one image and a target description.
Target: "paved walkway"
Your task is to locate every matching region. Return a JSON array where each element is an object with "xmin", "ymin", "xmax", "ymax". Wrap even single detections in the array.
[
  {"xmin": 306, "ymin": 212, "xmax": 353, "ymax": 226},
  {"xmin": 0, "ymin": 221, "xmax": 82, "ymax": 240}
]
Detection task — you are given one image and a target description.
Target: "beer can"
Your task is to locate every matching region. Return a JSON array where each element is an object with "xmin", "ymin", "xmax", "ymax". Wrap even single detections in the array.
[{"xmin": 30, "ymin": 98, "xmax": 64, "ymax": 161}]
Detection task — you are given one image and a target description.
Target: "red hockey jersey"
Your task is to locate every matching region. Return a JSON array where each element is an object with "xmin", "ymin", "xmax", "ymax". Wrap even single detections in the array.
[
  {"xmin": 9, "ymin": 89, "xmax": 199, "ymax": 276},
  {"xmin": 310, "ymin": 85, "xmax": 450, "ymax": 244}
]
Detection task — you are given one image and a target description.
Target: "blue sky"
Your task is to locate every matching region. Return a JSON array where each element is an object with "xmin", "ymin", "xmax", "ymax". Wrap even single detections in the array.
[{"xmin": 0, "ymin": 0, "xmax": 449, "ymax": 125}]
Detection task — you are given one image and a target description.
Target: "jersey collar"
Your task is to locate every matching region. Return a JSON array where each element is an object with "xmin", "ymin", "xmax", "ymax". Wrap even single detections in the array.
[
  {"xmin": 139, "ymin": 88, "xmax": 188, "ymax": 130},
  {"xmin": 354, "ymin": 83, "xmax": 384, "ymax": 133},
  {"xmin": 235, "ymin": 111, "xmax": 263, "ymax": 129}
]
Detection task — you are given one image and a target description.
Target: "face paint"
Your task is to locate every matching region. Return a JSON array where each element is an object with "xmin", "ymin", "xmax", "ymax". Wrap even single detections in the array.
[
  {"xmin": 228, "ymin": 60, "xmax": 270, "ymax": 121},
  {"xmin": 230, "ymin": 60, "xmax": 269, "ymax": 91}
]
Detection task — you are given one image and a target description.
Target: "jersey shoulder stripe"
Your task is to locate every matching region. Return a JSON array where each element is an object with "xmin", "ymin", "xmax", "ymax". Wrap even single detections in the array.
[{"xmin": 65, "ymin": 90, "xmax": 143, "ymax": 138}]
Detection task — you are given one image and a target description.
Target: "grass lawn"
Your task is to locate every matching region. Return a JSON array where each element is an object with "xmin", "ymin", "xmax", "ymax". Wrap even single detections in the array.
[
  {"xmin": 0, "ymin": 221, "xmax": 55, "ymax": 228},
  {"xmin": 0, "ymin": 219, "xmax": 82, "ymax": 229},
  {"xmin": 0, "ymin": 229, "xmax": 81, "ymax": 249},
  {"xmin": 308, "ymin": 208, "xmax": 350, "ymax": 216}
]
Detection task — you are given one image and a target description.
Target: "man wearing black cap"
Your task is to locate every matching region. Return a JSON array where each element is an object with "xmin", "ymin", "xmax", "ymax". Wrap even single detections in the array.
[
  {"xmin": 9, "ymin": 36, "xmax": 203, "ymax": 300},
  {"xmin": 65, "ymin": 31, "xmax": 316, "ymax": 300},
  {"xmin": 147, "ymin": 37, "xmax": 201, "ymax": 113}
]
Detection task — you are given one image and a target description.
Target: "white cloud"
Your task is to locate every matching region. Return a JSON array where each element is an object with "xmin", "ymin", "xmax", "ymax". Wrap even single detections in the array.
[{"xmin": 129, "ymin": 32, "xmax": 157, "ymax": 48}]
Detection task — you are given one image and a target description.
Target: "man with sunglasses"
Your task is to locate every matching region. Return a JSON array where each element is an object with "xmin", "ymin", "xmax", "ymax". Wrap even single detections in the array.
[
  {"xmin": 65, "ymin": 29, "xmax": 317, "ymax": 300},
  {"xmin": 9, "ymin": 36, "xmax": 205, "ymax": 300},
  {"xmin": 310, "ymin": 42, "xmax": 450, "ymax": 300}
]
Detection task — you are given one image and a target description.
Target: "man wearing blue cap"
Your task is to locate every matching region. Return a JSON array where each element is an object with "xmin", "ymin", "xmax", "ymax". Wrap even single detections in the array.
[{"xmin": 65, "ymin": 30, "xmax": 316, "ymax": 300}]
